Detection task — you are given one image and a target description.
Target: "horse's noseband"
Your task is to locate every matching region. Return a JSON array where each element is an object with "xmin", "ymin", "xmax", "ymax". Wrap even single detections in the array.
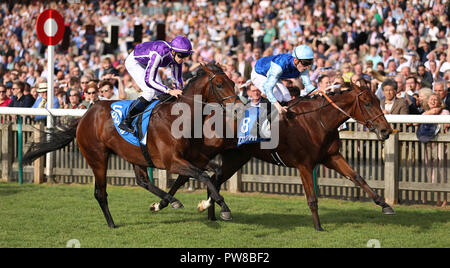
[
  {"xmin": 354, "ymin": 90, "xmax": 384, "ymax": 131},
  {"xmin": 207, "ymin": 73, "xmax": 239, "ymax": 112}
]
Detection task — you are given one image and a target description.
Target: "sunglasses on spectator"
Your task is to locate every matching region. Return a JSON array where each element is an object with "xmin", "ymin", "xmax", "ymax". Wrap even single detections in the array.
[
  {"xmin": 101, "ymin": 89, "xmax": 110, "ymax": 93},
  {"xmin": 0, "ymin": 91, "xmax": 6, "ymax": 93},
  {"xmin": 86, "ymin": 91, "xmax": 97, "ymax": 95},
  {"xmin": 299, "ymin": 59, "xmax": 313, "ymax": 66},
  {"xmin": 176, "ymin": 52, "xmax": 190, "ymax": 59},
  {"xmin": 69, "ymin": 94, "xmax": 79, "ymax": 97}
]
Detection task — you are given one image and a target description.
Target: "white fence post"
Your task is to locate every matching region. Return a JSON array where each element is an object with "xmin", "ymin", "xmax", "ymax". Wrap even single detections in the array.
[
  {"xmin": 157, "ymin": 169, "xmax": 169, "ymax": 191},
  {"xmin": 1, "ymin": 123, "xmax": 12, "ymax": 182},
  {"xmin": 229, "ymin": 170, "xmax": 242, "ymax": 193},
  {"xmin": 384, "ymin": 132, "xmax": 399, "ymax": 205}
]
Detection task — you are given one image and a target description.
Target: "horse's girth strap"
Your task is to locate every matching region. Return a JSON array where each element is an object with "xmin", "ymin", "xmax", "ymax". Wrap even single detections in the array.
[{"xmin": 136, "ymin": 114, "xmax": 155, "ymax": 168}]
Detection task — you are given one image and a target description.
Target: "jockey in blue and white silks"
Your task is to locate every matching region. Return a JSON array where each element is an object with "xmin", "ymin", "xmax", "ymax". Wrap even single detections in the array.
[
  {"xmin": 119, "ymin": 36, "xmax": 194, "ymax": 133},
  {"xmin": 251, "ymin": 45, "xmax": 316, "ymax": 114}
]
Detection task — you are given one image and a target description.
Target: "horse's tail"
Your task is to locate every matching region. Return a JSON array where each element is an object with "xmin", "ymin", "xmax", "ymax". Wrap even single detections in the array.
[{"xmin": 23, "ymin": 118, "xmax": 80, "ymax": 165}]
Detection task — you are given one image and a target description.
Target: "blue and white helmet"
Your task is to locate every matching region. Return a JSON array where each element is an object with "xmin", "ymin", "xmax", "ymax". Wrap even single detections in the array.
[{"xmin": 292, "ymin": 45, "xmax": 314, "ymax": 60}]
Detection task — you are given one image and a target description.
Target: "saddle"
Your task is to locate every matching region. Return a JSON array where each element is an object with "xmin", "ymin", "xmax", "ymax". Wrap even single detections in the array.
[{"xmin": 110, "ymin": 99, "xmax": 161, "ymax": 167}]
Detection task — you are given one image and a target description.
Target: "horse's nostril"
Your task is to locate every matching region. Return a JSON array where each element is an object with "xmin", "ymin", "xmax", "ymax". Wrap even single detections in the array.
[{"xmin": 380, "ymin": 129, "xmax": 391, "ymax": 139}]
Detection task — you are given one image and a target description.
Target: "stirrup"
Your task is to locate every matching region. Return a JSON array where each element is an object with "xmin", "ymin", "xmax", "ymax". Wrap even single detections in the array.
[{"xmin": 118, "ymin": 120, "xmax": 135, "ymax": 133}]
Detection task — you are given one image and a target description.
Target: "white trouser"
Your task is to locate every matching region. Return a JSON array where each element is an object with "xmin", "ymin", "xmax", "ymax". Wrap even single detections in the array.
[
  {"xmin": 250, "ymin": 69, "xmax": 292, "ymax": 103},
  {"xmin": 125, "ymin": 51, "xmax": 162, "ymax": 102}
]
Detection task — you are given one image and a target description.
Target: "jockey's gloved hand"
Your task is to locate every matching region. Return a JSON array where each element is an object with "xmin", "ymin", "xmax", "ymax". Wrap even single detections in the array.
[
  {"xmin": 168, "ymin": 89, "xmax": 183, "ymax": 98},
  {"xmin": 274, "ymin": 101, "xmax": 288, "ymax": 114}
]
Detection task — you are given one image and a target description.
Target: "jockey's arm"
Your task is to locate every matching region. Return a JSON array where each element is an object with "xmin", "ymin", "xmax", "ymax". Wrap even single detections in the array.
[
  {"xmin": 262, "ymin": 62, "xmax": 283, "ymax": 104},
  {"xmin": 300, "ymin": 69, "xmax": 317, "ymax": 95},
  {"xmin": 144, "ymin": 53, "xmax": 169, "ymax": 93}
]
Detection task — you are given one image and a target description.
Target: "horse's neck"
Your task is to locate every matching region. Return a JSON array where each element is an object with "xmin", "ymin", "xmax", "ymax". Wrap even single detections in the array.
[
  {"xmin": 323, "ymin": 92, "xmax": 356, "ymax": 130},
  {"xmin": 294, "ymin": 91, "xmax": 356, "ymax": 131},
  {"xmin": 181, "ymin": 78, "xmax": 208, "ymax": 107}
]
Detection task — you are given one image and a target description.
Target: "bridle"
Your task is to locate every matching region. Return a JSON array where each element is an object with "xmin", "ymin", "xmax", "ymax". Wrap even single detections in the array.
[
  {"xmin": 315, "ymin": 86, "xmax": 384, "ymax": 132},
  {"xmin": 206, "ymin": 72, "xmax": 240, "ymax": 112}
]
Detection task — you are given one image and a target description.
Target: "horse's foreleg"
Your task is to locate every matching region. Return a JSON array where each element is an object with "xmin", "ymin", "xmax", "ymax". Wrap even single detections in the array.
[
  {"xmin": 167, "ymin": 175, "xmax": 190, "ymax": 209},
  {"xmin": 298, "ymin": 165, "xmax": 324, "ymax": 231},
  {"xmin": 150, "ymin": 174, "xmax": 189, "ymax": 211},
  {"xmin": 171, "ymin": 159, "xmax": 232, "ymax": 221},
  {"xmin": 324, "ymin": 153, "xmax": 395, "ymax": 214},
  {"xmin": 133, "ymin": 165, "xmax": 182, "ymax": 212},
  {"xmin": 204, "ymin": 150, "xmax": 251, "ymax": 221},
  {"xmin": 197, "ymin": 171, "xmax": 232, "ymax": 221}
]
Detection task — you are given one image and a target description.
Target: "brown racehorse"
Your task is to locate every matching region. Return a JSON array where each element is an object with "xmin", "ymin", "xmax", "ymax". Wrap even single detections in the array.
[
  {"xmin": 154, "ymin": 81, "xmax": 395, "ymax": 231},
  {"xmin": 23, "ymin": 63, "xmax": 241, "ymax": 228}
]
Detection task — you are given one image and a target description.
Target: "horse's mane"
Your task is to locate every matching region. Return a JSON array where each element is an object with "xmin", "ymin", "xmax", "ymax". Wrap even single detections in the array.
[{"xmin": 288, "ymin": 82, "xmax": 354, "ymax": 105}]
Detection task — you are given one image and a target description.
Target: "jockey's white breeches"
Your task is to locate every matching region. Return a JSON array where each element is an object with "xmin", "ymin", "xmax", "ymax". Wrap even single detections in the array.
[
  {"xmin": 250, "ymin": 69, "xmax": 292, "ymax": 103},
  {"xmin": 125, "ymin": 51, "xmax": 162, "ymax": 102}
]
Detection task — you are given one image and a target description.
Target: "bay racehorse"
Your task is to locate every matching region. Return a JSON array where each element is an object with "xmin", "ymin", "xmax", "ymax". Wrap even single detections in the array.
[
  {"xmin": 23, "ymin": 63, "xmax": 241, "ymax": 228},
  {"xmin": 154, "ymin": 81, "xmax": 395, "ymax": 231}
]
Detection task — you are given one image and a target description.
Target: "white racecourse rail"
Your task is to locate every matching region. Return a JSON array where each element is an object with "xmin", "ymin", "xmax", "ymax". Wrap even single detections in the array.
[{"xmin": 0, "ymin": 107, "xmax": 449, "ymax": 124}]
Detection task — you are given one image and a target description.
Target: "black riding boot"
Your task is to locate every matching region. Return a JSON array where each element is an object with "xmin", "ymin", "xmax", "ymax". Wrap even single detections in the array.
[{"xmin": 118, "ymin": 97, "xmax": 150, "ymax": 134}]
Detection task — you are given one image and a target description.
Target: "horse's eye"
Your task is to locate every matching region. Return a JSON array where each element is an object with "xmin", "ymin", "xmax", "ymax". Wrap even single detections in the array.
[
  {"xmin": 365, "ymin": 102, "xmax": 371, "ymax": 107},
  {"xmin": 216, "ymin": 84, "xmax": 223, "ymax": 89}
]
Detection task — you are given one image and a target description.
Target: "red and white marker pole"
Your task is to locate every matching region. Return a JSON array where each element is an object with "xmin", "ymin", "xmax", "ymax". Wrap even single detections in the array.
[{"xmin": 36, "ymin": 9, "xmax": 65, "ymax": 180}]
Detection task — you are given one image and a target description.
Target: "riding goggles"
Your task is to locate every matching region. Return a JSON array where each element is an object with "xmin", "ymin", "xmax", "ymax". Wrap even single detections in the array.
[
  {"xmin": 176, "ymin": 52, "xmax": 190, "ymax": 59},
  {"xmin": 299, "ymin": 59, "xmax": 313, "ymax": 66}
]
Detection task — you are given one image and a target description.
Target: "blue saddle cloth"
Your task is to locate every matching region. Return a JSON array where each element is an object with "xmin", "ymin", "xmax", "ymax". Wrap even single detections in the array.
[
  {"xmin": 110, "ymin": 99, "xmax": 160, "ymax": 146},
  {"xmin": 237, "ymin": 106, "xmax": 270, "ymax": 146}
]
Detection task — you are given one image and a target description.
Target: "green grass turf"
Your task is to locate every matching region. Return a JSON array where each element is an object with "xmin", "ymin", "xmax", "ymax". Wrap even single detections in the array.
[{"xmin": 0, "ymin": 182, "xmax": 449, "ymax": 248}]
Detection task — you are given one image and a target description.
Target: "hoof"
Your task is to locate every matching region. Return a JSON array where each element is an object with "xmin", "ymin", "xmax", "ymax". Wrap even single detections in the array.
[
  {"xmin": 315, "ymin": 227, "xmax": 325, "ymax": 232},
  {"xmin": 197, "ymin": 203, "xmax": 206, "ymax": 213},
  {"xmin": 171, "ymin": 201, "xmax": 184, "ymax": 209},
  {"xmin": 197, "ymin": 199, "xmax": 211, "ymax": 213},
  {"xmin": 220, "ymin": 211, "xmax": 233, "ymax": 221},
  {"xmin": 149, "ymin": 202, "xmax": 160, "ymax": 212},
  {"xmin": 382, "ymin": 206, "xmax": 395, "ymax": 215}
]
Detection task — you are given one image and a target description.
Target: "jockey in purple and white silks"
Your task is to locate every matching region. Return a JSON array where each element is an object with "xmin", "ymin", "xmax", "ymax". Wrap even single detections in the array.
[{"xmin": 118, "ymin": 35, "xmax": 194, "ymax": 133}]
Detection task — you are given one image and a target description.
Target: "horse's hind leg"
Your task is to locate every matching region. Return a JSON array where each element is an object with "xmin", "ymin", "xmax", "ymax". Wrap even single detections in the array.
[
  {"xmin": 79, "ymin": 144, "xmax": 116, "ymax": 228},
  {"xmin": 297, "ymin": 165, "xmax": 324, "ymax": 231},
  {"xmin": 133, "ymin": 165, "xmax": 183, "ymax": 212},
  {"xmin": 324, "ymin": 153, "xmax": 395, "ymax": 214},
  {"xmin": 94, "ymin": 177, "xmax": 116, "ymax": 228},
  {"xmin": 91, "ymin": 161, "xmax": 116, "ymax": 228}
]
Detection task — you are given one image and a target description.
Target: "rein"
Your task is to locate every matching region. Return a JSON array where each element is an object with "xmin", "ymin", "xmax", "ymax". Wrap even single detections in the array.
[
  {"xmin": 316, "ymin": 88, "xmax": 384, "ymax": 132},
  {"xmin": 288, "ymin": 85, "xmax": 384, "ymax": 132}
]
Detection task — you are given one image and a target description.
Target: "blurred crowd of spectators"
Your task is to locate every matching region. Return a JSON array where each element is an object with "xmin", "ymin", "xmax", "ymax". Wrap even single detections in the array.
[{"xmin": 0, "ymin": 0, "xmax": 449, "ymax": 129}]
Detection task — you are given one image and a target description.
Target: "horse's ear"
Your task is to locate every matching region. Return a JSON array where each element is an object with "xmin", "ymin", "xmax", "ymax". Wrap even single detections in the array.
[
  {"xmin": 216, "ymin": 62, "xmax": 224, "ymax": 70},
  {"xmin": 350, "ymin": 81, "xmax": 360, "ymax": 91},
  {"xmin": 200, "ymin": 61, "xmax": 212, "ymax": 73}
]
